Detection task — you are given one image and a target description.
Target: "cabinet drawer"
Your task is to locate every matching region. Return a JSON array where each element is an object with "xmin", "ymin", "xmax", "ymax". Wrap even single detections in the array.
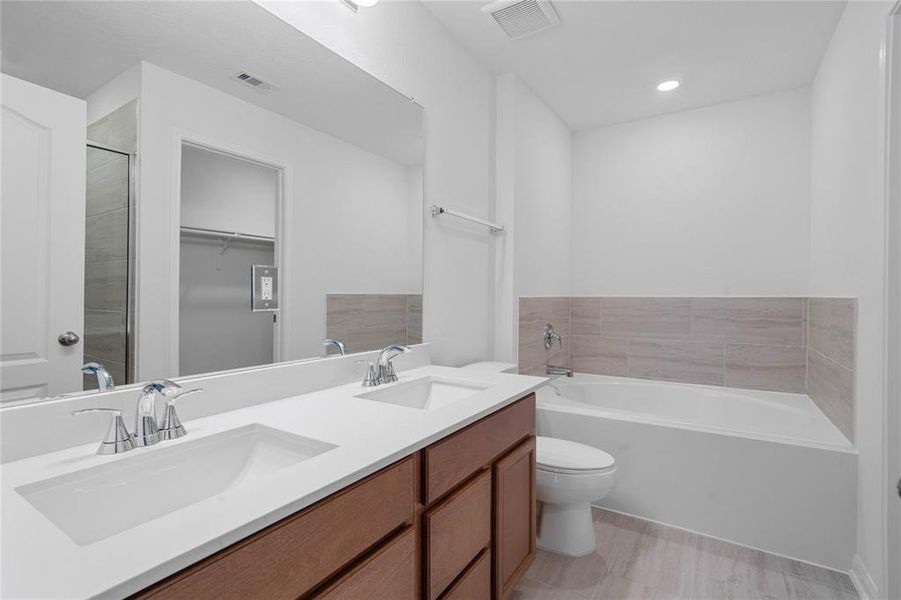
[
  {"xmin": 423, "ymin": 394, "xmax": 535, "ymax": 504},
  {"xmin": 313, "ymin": 527, "xmax": 415, "ymax": 600},
  {"xmin": 440, "ymin": 549, "xmax": 491, "ymax": 600},
  {"xmin": 424, "ymin": 469, "xmax": 491, "ymax": 600},
  {"xmin": 136, "ymin": 457, "xmax": 414, "ymax": 600}
]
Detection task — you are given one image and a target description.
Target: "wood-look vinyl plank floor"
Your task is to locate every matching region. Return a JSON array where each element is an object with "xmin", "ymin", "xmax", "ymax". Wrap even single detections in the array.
[{"xmin": 511, "ymin": 508, "xmax": 858, "ymax": 600}]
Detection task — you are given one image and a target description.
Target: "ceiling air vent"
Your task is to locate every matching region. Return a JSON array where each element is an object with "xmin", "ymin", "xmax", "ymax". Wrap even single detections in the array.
[
  {"xmin": 232, "ymin": 71, "xmax": 277, "ymax": 93},
  {"xmin": 482, "ymin": 0, "xmax": 560, "ymax": 40}
]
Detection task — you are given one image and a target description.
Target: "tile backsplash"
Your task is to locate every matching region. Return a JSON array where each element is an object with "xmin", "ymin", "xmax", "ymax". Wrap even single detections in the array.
[
  {"xmin": 518, "ymin": 296, "xmax": 856, "ymax": 441},
  {"xmin": 326, "ymin": 294, "xmax": 423, "ymax": 354}
]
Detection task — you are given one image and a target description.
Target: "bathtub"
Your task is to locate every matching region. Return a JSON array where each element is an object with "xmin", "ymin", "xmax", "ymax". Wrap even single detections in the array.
[{"xmin": 536, "ymin": 373, "xmax": 857, "ymax": 571}]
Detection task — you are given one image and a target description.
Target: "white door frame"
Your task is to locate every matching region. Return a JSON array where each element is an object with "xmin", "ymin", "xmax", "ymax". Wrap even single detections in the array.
[
  {"xmin": 884, "ymin": 3, "xmax": 901, "ymax": 599},
  {"xmin": 167, "ymin": 131, "xmax": 291, "ymax": 377}
]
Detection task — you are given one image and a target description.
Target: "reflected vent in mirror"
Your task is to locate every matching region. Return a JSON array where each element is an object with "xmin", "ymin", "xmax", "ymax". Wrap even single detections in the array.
[
  {"xmin": 482, "ymin": 0, "xmax": 560, "ymax": 40},
  {"xmin": 232, "ymin": 71, "xmax": 277, "ymax": 93}
]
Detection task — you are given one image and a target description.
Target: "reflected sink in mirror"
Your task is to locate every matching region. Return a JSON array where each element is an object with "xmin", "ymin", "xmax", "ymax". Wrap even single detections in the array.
[
  {"xmin": 15, "ymin": 424, "xmax": 337, "ymax": 546},
  {"xmin": 355, "ymin": 376, "xmax": 491, "ymax": 410}
]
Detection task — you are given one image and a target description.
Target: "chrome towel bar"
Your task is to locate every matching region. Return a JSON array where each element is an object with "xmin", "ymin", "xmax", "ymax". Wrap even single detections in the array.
[{"xmin": 430, "ymin": 205, "xmax": 505, "ymax": 233}]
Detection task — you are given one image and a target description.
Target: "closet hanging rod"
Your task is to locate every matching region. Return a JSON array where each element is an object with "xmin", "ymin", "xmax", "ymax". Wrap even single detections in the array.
[
  {"xmin": 430, "ymin": 205, "xmax": 504, "ymax": 233},
  {"xmin": 179, "ymin": 225, "xmax": 274, "ymax": 243}
]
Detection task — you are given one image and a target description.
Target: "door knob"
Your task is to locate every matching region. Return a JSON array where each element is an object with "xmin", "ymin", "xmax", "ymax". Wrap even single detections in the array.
[{"xmin": 57, "ymin": 331, "xmax": 80, "ymax": 346}]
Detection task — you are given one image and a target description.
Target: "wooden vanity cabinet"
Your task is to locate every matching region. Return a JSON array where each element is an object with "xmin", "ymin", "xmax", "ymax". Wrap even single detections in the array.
[{"xmin": 132, "ymin": 393, "xmax": 536, "ymax": 600}]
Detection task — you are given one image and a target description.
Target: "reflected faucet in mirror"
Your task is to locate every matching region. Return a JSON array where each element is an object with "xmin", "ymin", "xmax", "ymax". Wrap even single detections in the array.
[
  {"xmin": 321, "ymin": 339, "xmax": 347, "ymax": 356},
  {"xmin": 81, "ymin": 362, "xmax": 114, "ymax": 392}
]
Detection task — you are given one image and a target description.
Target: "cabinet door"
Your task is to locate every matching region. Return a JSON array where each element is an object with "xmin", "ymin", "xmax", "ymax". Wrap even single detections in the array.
[{"xmin": 493, "ymin": 437, "xmax": 536, "ymax": 598}]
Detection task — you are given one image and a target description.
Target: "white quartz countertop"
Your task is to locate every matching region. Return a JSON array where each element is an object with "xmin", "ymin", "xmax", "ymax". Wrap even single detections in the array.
[{"xmin": 1, "ymin": 365, "xmax": 545, "ymax": 599}]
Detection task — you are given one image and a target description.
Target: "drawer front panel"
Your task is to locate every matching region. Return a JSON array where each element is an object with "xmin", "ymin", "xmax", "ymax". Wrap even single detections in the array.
[
  {"xmin": 136, "ymin": 457, "xmax": 414, "ymax": 600},
  {"xmin": 314, "ymin": 527, "xmax": 416, "ymax": 600},
  {"xmin": 424, "ymin": 394, "xmax": 535, "ymax": 504},
  {"xmin": 424, "ymin": 469, "xmax": 492, "ymax": 600},
  {"xmin": 440, "ymin": 549, "xmax": 491, "ymax": 600}
]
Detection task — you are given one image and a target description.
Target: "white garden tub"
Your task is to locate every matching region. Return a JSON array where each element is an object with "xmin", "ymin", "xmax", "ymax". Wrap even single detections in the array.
[{"xmin": 536, "ymin": 373, "xmax": 857, "ymax": 570}]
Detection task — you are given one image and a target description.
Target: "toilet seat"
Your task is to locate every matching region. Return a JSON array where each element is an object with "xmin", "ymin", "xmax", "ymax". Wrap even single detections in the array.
[{"xmin": 536, "ymin": 436, "xmax": 615, "ymax": 475}]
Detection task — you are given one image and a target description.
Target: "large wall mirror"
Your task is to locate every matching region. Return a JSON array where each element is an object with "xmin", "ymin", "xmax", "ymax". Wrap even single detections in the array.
[{"xmin": 0, "ymin": 1, "xmax": 424, "ymax": 402}]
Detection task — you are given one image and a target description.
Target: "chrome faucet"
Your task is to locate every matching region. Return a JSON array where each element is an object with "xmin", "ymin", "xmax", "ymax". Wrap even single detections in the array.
[
  {"xmin": 321, "ymin": 338, "xmax": 347, "ymax": 356},
  {"xmin": 71, "ymin": 380, "xmax": 203, "ymax": 455},
  {"xmin": 543, "ymin": 324, "xmax": 562, "ymax": 350},
  {"xmin": 82, "ymin": 362, "xmax": 115, "ymax": 391},
  {"xmin": 376, "ymin": 344, "xmax": 411, "ymax": 385},
  {"xmin": 547, "ymin": 365, "xmax": 574, "ymax": 377}
]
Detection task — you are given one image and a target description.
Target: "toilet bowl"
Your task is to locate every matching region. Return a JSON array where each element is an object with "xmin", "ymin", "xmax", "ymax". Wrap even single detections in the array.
[{"xmin": 536, "ymin": 436, "xmax": 616, "ymax": 557}]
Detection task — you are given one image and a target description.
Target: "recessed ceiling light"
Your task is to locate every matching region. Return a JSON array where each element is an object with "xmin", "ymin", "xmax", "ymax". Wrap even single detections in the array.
[{"xmin": 657, "ymin": 80, "xmax": 680, "ymax": 92}]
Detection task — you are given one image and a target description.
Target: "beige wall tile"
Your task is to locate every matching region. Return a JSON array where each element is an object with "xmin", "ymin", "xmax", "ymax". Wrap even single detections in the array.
[
  {"xmin": 724, "ymin": 344, "xmax": 806, "ymax": 393},
  {"xmin": 518, "ymin": 297, "xmax": 571, "ymax": 372},
  {"xmin": 603, "ymin": 298, "xmax": 691, "ymax": 340},
  {"xmin": 518, "ymin": 342, "xmax": 547, "ymax": 376},
  {"xmin": 571, "ymin": 335, "xmax": 628, "ymax": 376},
  {"xmin": 571, "ymin": 297, "xmax": 602, "ymax": 335},
  {"xmin": 628, "ymin": 339, "xmax": 724, "ymax": 386},
  {"xmin": 807, "ymin": 349, "xmax": 854, "ymax": 442},
  {"xmin": 808, "ymin": 298, "xmax": 855, "ymax": 369},
  {"xmin": 691, "ymin": 298, "xmax": 804, "ymax": 345}
]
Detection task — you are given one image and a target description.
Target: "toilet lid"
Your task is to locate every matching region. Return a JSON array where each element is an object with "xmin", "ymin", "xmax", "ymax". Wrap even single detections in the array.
[{"xmin": 536, "ymin": 436, "xmax": 615, "ymax": 474}]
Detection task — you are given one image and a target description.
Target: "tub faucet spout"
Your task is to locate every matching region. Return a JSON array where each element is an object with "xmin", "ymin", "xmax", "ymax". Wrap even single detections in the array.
[{"xmin": 547, "ymin": 365, "xmax": 573, "ymax": 377}]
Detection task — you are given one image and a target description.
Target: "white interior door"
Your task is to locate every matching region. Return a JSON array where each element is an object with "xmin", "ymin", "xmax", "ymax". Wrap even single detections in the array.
[{"xmin": 1, "ymin": 74, "xmax": 86, "ymax": 401}]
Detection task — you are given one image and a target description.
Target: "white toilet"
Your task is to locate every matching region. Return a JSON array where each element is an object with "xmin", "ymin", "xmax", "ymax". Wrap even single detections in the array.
[
  {"xmin": 461, "ymin": 362, "xmax": 617, "ymax": 557},
  {"xmin": 536, "ymin": 436, "xmax": 616, "ymax": 556}
]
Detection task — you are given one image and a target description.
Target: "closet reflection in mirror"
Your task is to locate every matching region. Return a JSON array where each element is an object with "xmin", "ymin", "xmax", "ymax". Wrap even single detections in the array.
[{"xmin": 0, "ymin": 0, "xmax": 424, "ymax": 401}]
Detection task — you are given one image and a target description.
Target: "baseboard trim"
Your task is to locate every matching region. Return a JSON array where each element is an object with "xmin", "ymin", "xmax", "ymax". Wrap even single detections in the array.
[{"xmin": 849, "ymin": 554, "xmax": 878, "ymax": 600}]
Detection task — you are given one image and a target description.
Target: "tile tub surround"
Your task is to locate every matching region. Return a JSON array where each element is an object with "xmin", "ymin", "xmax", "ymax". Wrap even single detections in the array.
[
  {"xmin": 807, "ymin": 298, "xmax": 856, "ymax": 442},
  {"xmin": 518, "ymin": 296, "xmax": 856, "ymax": 438},
  {"xmin": 326, "ymin": 293, "xmax": 423, "ymax": 354}
]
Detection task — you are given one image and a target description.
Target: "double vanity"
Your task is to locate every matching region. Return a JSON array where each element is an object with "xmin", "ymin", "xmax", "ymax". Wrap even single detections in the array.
[{"xmin": 1, "ymin": 354, "xmax": 544, "ymax": 599}]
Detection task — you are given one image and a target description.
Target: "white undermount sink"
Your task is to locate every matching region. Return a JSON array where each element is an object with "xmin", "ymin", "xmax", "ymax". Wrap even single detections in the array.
[
  {"xmin": 16, "ymin": 424, "xmax": 337, "ymax": 546},
  {"xmin": 355, "ymin": 376, "xmax": 491, "ymax": 410}
]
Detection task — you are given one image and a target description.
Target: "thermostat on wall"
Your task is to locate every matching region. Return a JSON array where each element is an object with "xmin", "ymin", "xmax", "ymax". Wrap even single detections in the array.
[{"xmin": 251, "ymin": 265, "xmax": 279, "ymax": 311}]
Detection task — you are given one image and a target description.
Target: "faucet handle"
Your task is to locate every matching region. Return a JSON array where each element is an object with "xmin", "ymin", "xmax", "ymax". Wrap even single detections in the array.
[
  {"xmin": 72, "ymin": 408, "xmax": 135, "ymax": 455},
  {"xmin": 159, "ymin": 388, "xmax": 202, "ymax": 440},
  {"xmin": 356, "ymin": 360, "xmax": 379, "ymax": 387}
]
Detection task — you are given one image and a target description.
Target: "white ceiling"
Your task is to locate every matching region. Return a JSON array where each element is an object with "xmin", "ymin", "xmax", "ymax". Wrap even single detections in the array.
[
  {"xmin": 421, "ymin": 0, "xmax": 846, "ymax": 130},
  {"xmin": 1, "ymin": 1, "xmax": 423, "ymax": 165}
]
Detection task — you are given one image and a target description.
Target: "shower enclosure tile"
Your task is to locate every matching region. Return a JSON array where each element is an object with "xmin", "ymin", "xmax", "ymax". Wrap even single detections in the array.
[
  {"xmin": 628, "ymin": 339, "xmax": 724, "ymax": 386},
  {"xmin": 807, "ymin": 349, "xmax": 854, "ymax": 441},
  {"xmin": 724, "ymin": 343, "xmax": 806, "ymax": 393},
  {"xmin": 690, "ymin": 297, "xmax": 805, "ymax": 346},
  {"xmin": 571, "ymin": 297, "xmax": 602, "ymax": 335},
  {"xmin": 570, "ymin": 335, "xmax": 628, "ymax": 376},
  {"xmin": 807, "ymin": 298, "xmax": 855, "ymax": 369},
  {"xmin": 602, "ymin": 298, "xmax": 691, "ymax": 340}
]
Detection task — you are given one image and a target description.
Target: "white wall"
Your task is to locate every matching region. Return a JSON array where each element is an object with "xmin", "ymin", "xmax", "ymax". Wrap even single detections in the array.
[
  {"xmin": 255, "ymin": 0, "xmax": 496, "ymax": 367},
  {"xmin": 86, "ymin": 63, "xmax": 141, "ymax": 126},
  {"xmin": 572, "ymin": 87, "xmax": 812, "ymax": 296},
  {"xmin": 136, "ymin": 62, "xmax": 421, "ymax": 378},
  {"xmin": 808, "ymin": 1, "xmax": 895, "ymax": 592},
  {"xmin": 494, "ymin": 74, "xmax": 573, "ymax": 361},
  {"xmin": 180, "ymin": 145, "xmax": 277, "ymax": 238}
]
